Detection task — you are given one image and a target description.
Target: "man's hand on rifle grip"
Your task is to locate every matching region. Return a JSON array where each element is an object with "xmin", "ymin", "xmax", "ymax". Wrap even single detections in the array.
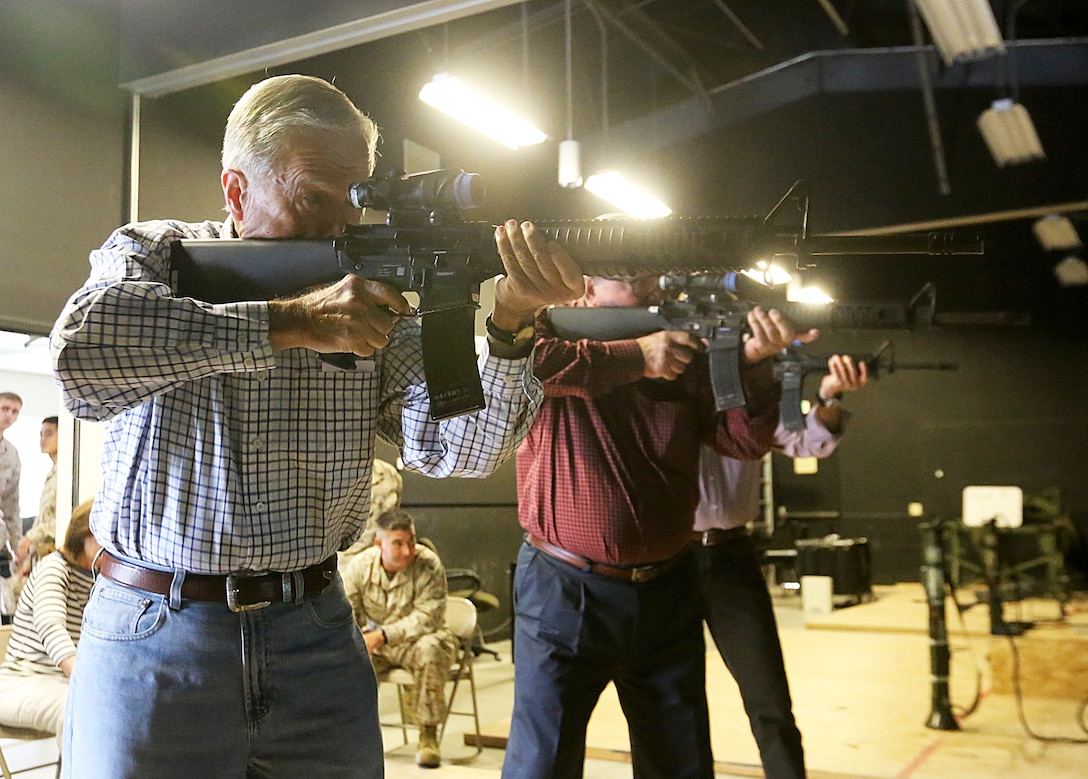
[
  {"xmin": 638, "ymin": 331, "xmax": 702, "ymax": 381},
  {"xmin": 743, "ymin": 307, "xmax": 819, "ymax": 364},
  {"xmin": 267, "ymin": 274, "xmax": 413, "ymax": 357},
  {"xmin": 492, "ymin": 220, "xmax": 585, "ymax": 330},
  {"xmin": 819, "ymin": 354, "xmax": 870, "ymax": 400}
]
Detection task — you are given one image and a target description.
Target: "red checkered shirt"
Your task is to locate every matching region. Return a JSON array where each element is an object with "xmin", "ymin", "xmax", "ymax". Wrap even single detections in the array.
[{"xmin": 516, "ymin": 316, "xmax": 779, "ymax": 565}]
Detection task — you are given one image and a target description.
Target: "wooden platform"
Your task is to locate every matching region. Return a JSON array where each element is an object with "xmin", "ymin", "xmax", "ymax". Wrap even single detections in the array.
[{"xmin": 475, "ymin": 585, "xmax": 1088, "ymax": 778}]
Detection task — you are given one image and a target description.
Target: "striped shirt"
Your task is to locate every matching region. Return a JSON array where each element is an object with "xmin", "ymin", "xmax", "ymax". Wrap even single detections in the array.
[
  {"xmin": 516, "ymin": 315, "xmax": 779, "ymax": 565},
  {"xmin": 0, "ymin": 437, "xmax": 20, "ymax": 551},
  {"xmin": 51, "ymin": 219, "xmax": 541, "ymax": 574},
  {"xmin": 0, "ymin": 552, "xmax": 93, "ymax": 677}
]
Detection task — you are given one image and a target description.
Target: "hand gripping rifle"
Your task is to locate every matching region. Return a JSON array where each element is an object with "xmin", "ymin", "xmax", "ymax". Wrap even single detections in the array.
[
  {"xmin": 170, "ymin": 171, "xmax": 982, "ymax": 420},
  {"xmin": 546, "ymin": 273, "xmax": 946, "ymax": 415},
  {"xmin": 773, "ymin": 340, "xmax": 958, "ymax": 431}
]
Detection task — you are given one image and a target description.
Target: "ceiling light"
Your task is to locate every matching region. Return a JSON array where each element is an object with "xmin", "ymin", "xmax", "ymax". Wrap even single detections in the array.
[
  {"xmin": 1054, "ymin": 256, "xmax": 1088, "ymax": 287},
  {"xmin": 418, "ymin": 73, "xmax": 547, "ymax": 150},
  {"xmin": 584, "ymin": 172, "xmax": 672, "ymax": 219},
  {"xmin": 788, "ymin": 286, "xmax": 834, "ymax": 304},
  {"xmin": 976, "ymin": 98, "xmax": 1045, "ymax": 167},
  {"xmin": 913, "ymin": 0, "xmax": 1005, "ymax": 65},
  {"xmin": 741, "ymin": 264, "xmax": 792, "ymax": 286},
  {"xmin": 1033, "ymin": 215, "xmax": 1081, "ymax": 251}
]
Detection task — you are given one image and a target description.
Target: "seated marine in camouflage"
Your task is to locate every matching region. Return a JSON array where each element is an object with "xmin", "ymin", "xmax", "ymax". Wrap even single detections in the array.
[{"xmin": 342, "ymin": 507, "xmax": 457, "ymax": 768}]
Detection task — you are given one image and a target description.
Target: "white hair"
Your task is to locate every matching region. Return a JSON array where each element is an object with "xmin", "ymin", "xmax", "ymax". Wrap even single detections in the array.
[{"xmin": 222, "ymin": 74, "xmax": 379, "ymax": 184}]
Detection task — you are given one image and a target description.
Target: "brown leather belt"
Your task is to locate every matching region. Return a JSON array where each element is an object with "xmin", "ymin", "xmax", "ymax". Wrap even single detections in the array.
[
  {"xmin": 527, "ymin": 534, "xmax": 685, "ymax": 583},
  {"xmin": 690, "ymin": 527, "xmax": 749, "ymax": 546},
  {"xmin": 98, "ymin": 551, "xmax": 337, "ymax": 613}
]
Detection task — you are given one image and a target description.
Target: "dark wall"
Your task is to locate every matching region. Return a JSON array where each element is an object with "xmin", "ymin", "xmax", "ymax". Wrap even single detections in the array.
[
  {"xmin": 0, "ymin": 2, "xmax": 127, "ymax": 335},
  {"xmin": 770, "ymin": 325, "xmax": 1088, "ymax": 584}
]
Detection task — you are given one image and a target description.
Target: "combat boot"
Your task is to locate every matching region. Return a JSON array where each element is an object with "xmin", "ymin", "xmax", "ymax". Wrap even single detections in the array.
[{"xmin": 415, "ymin": 724, "xmax": 441, "ymax": 768}]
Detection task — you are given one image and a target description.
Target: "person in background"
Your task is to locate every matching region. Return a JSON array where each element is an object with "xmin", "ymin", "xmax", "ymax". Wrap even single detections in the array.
[
  {"xmin": 49, "ymin": 73, "xmax": 583, "ymax": 778},
  {"xmin": 505, "ymin": 273, "xmax": 816, "ymax": 779},
  {"xmin": 14, "ymin": 416, "xmax": 59, "ymax": 594},
  {"xmin": 0, "ymin": 392, "xmax": 23, "ymax": 560},
  {"xmin": 693, "ymin": 354, "xmax": 869, "ymax": 779},
  {"xmin": 339, "ymin": 457, "xmax": 404, "ymax": 564},
  {"xmin": 0, "ymin": 497, "xmax": 99, "ymax": 744},
  {"xmin": 342, "ymin": 507, "xmax": 457, "ymax": 768},
  {"xmin": 0, "ymin": 392, "xmax": 24, "ymax": 625}
]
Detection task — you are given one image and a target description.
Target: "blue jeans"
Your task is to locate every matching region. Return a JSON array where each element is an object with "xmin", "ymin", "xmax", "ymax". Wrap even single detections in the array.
[
  {"xmin": 694, "ymin": 534, "xmax": 805, "ymax": 779},
  {"xmin": 63, "ymin": 573, "xmax": 382, "ymax": 778},
  {"xmin": 503, "ymin": 542, "xmax": 713, "ymax": 779}
]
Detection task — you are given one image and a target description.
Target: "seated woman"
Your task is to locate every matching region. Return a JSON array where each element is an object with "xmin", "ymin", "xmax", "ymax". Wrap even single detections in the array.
[{"xmin": 0, "ymin": 498, "xmax": 99, "ymax": 741}]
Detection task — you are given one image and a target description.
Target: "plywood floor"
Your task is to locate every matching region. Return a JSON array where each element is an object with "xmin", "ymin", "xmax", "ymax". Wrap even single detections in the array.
[{"xmin": 476, "ymin": 585, "xmax": 1088, "ymax": 778}]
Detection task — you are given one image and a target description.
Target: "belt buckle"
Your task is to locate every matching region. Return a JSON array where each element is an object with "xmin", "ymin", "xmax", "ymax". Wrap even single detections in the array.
[
  {"xmin": 226, "ymin": 571, "xmax": 273, "ymax": 613},
  {"xmin": 629, "ymin": 565, "xmax": 656, "ymax": 583}
]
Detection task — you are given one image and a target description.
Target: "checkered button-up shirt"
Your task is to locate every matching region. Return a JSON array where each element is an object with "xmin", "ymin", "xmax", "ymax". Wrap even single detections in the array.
[{"xmin": 51, "ymin": 219, "xmax": 541, "ymax": 574}]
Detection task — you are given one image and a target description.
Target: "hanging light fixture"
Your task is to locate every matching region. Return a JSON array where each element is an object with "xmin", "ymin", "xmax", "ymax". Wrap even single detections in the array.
[
  {"xmin": 558, "ymin": 0, "xmax": 582, "ymax": 188},
  {"xmin": 976, "ymin": 98, "xmax": 1045, "ymax": 167},
  {"xmin": 913, "ymin": 0, "xmax": 1005, "ymax": 65},
  {"xmin": 1032, "ymin": 214, "xmax": 1081, "ymax": 251},
  {"xmin": 1053, "ymin": 255, "xmax": 1088, "ymax": 287},
  {"xmin": 418, "ymin": 73, "xmax": 547, "ymax": 150}
]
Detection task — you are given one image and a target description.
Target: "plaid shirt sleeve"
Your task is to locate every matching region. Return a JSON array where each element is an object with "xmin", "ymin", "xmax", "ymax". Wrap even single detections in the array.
[{"xmin": 51, "ymin": 220, "xmax": 275, "ymax": 422}]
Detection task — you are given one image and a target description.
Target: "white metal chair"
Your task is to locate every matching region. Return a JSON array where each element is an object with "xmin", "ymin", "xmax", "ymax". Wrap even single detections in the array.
[
  {"xmin": 0, "ymin": 625, "xmax": 61, "ymax": 779},
  {"xmin": 377, "ymin": 596, "xmax": 483, "ymax": 764}
]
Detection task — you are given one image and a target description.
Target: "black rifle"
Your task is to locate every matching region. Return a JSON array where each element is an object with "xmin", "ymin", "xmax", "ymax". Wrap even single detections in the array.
[
  {"xmin": 546, "ymin": 274, "xmax": 942, "ymax": 414},
  {"xmin": 170, "ymin": 171, "xmax": 982, "ymax": 420},
  {"xmin": 773, "ymin": 341, "xmax": 958, "ymax": 431}
]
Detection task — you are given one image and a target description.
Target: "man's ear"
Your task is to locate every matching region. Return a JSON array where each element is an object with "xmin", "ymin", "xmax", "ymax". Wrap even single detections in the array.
[
  {"xmin": 582, "ymin": 276, "xmax": 598, "ymax": 305},
  {"xmin": 221, "ymin": 169, "xmax": 247, "ymax": 225}
]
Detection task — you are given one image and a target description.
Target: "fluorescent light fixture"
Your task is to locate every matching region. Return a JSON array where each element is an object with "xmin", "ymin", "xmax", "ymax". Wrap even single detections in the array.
[
  {"xmin": 914, "ymin": 0, "xmax": 1005, "ymax": 65},
  {"xmin": 977, "ymin": 98, "xmax": 1045, "ymax": 167},
  {"xmin": 1054, "ymin": 255, "xmax": 1088, "ymax": 287},
  {"xmin": 788, "ymin": 286, "xmax": 834, "ymax": 304},
  {"xmin": 1033, "ymin": 214, "xmax": 1081, "ymax": 251},
  {"xmin": 418, "ymin": 73, "xmax": 547, "ymax": 150},
  {"xmin": 742, "ymin": 263, "xmax": 792, "ymax": 287},
  {"xmin": 584, "ymin": 172, "xmax": 672, "ymax": 219}
]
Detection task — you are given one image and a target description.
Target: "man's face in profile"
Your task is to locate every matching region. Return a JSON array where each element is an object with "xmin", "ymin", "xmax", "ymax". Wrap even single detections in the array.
[{"xmin": 235, "ymin": 136, "xmax": 372, "ymax": 240}]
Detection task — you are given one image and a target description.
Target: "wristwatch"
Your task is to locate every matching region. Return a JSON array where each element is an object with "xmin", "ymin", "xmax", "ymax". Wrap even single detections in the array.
[
  {"xmin": 485, "ymin": 315, "xmax": 536, "ymax": 348},
  {"xmin": 818, "ymin": 393, "xmax": 843, "ymax": 408}
]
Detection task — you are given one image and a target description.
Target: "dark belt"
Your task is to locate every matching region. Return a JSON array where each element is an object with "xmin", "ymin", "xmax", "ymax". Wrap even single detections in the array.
[
  {"xmin": 690, "ymin": 526, "xmax": 749, "ymax": 546},
  {"xmin": 527, "ymin": 534, "xmax": 685, "ymax": 583},
  {"xmin": 98, "ymin": 551, "xmax": 337, "ymax": 613}
]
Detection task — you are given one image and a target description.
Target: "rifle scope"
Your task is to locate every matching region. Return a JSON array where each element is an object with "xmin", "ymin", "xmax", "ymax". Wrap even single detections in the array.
[
  {"xmin": 661, "ymin": 271, "xmax": 789, "ymax": 303},
  {"xmin": 349, "ymin": 168, "xmax": 484, "ymax": 214}
]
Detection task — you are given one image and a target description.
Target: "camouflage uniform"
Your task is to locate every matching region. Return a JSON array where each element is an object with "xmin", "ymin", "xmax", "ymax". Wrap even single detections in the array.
[
  {"xmin": 339, "ymin": 459, "xmax": 404, "ymax": 563},
  {"xmin": 342, "ymin": 545, "xmax": 457, "ymax": 727}
]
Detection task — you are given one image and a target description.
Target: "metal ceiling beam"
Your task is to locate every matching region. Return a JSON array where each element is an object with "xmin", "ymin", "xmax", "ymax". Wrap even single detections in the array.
[
  {"xmin": 583, "ymin": 0, "xmax": 712, "ymax": 108},
  {"xmin": 121, "ymin": 0, "xmax": 525, "ymax": 97},
  {"xmin": 582, "ymin": 38, "xmax": 1088, "ymax": 158}
]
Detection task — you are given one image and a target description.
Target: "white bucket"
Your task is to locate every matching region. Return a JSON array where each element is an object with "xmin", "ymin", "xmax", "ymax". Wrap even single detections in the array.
[{"xmin": 801, "ymin": 575, "xmax": 834, "ymax": 621}]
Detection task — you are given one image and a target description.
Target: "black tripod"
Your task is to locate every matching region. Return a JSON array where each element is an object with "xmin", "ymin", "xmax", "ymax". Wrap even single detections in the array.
[
  {"xmin": 920, "ymin": 518, "xmax": 959, "ymax": 730},
  {"xmin": 978, "ymin": 519, "xmax": 1033, "ymax": 637}
]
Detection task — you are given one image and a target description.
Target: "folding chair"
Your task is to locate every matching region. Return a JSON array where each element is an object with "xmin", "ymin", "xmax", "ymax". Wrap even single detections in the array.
[
  {"xmin": 377, "ymin": 596, "xmax": 483, "ymax": 763},
  {"xmin": 0, "ymin": 625, "xmax": 61, "ymax": 779}
]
